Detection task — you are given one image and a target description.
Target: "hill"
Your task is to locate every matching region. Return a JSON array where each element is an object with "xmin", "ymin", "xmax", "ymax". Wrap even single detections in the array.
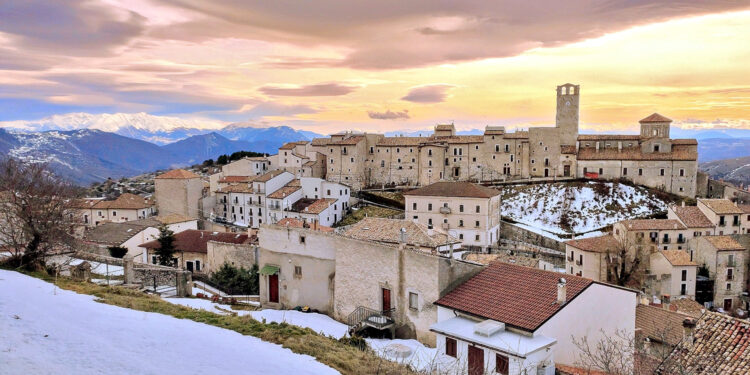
[
  {"xmin": 697, "ymin": 138, "xmax": 750, "ymax": 162},
  {"xmin": 700, "ymin": 155, "xmax": 750, "ymax": 187}
]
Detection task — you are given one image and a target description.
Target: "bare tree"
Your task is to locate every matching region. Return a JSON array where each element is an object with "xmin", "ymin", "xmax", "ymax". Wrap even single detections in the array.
[
  {"xmin": 0, "ymin": 158, "xmax": 78, "ymax": 270},
  {"xmin": 606, "ymin": 235, "xmax": 645, "ymax": 288}
]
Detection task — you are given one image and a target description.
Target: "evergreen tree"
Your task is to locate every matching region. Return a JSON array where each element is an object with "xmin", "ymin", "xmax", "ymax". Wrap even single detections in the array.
[
  {"xmin": 216, "ymin": 154, "xmax": 228, "ymax": 165},
  {"xmin": 155, "ymin": 225, "xmax": 177, "ymax": 266}
]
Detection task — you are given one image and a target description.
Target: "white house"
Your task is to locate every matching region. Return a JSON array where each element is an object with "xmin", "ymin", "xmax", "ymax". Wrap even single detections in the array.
[{"xmin": 433, "ymin": 262, "xmax": 637, "ymax": 373}]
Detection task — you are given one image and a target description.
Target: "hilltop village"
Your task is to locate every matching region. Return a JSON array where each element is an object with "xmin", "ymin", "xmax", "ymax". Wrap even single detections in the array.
[{"xmin": 6, "ymin": 84, "xmax": 750, "ymax": 375}]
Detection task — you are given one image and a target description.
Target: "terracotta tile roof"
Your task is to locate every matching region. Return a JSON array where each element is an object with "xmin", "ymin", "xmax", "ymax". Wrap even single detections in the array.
[
  {"xmin": 435, "ymin": 124, "xmax": 455, "ymax": 131},
  {"xmin": 578, "ymin": 134, "xmax": 642, "ymax": 141},
  {"xmin": 660, "ymin": 250, "xmax": 697, "ymax": 266},
  {"xmin": 561, "ymin": 145, "xmax": 577, "ymax": 154},
  {"xmin": 577, "ymin": 145, "xmax": 697, "ymax": 161},
  {"xmin": 566, "ymin": 235, "xmax": 619, "ymax": 253},
  {"xmin": 139, "ymin": 229, "xmax": 251, "ymax": 254},
  {"xmin": 703, "ymin": 236, "xmax": 745, "ymax": 251},
  {"xmin": 657, "ymin": 312, "xmax": 750, "ymax": 375},
  {"xmin": 671, "ymin": 139, "xmax": 698, "ymax": 145},
  {"xmin": 620, "ymin": 219, "xmax": 686, "ymax": 231},
  {"xmin": 342, "ymin": 217, "xmax": 460, "ymax": 249},
  {"xmin": 279, "ymin": 141, "xmax": 307, "ymax": 150},
  {"xmin": 671, "ymin": 206, "xmax": 713, "ymax": 228},
  {"xmin": 504, "ymin": 131, "xmax": 529, "ymax": 139},
  {"xmin": 433, "ymin": 135, "xmax": 484, "ymax": 144},
  {"xmin": 216, "ymin": 185, "xmax": 254, "ymax": 193},
  {"xmin": 310, "ymin": 137, "xmax": 329, "ymax": 146},
  {"xmin": 376, "ymin": 137, "xmax": 430, "ymax": 146},
  {"xmin": 255, "ymin": 170, "xmax": 287, "ymax": 182},
  {"xmin": 84, "ymin": 221, "xmax": 155, "ymax": 245},
  {"xmin": 219, "ymin": 175, "xmax": 256, "ymax": 183},
  {"xmin": 740, "ymin": 205, "xmax": 750, "ymax": 214},
  {"xmin": 155, "ymin": 169, "xmax": 200, "ymax": 179},
  {"xmin": 267, "ymin": 185, "xmax": 301, "ymax": 199},
  {"xmin": 154, "ymin": 214, "xmax": 196, "ymax": 225},
  {"xmin": 483, "ymin": 126, "xmax": 505, "ymax": 135},
  {"xmin": 288, "ymin": 198, "xmax": 337, "ymax": 214},
  {"xmin": 286, "ymin": 179, "xmax": 301, "ymax": 187},
  {"xmin": 636, "ymin": 304, "xmax": 689, "ymax": 347},
  {"xmin": 302, "ymin": 160, "xmax": 317, "ymax": 167},
  {"xmin": 92, "ymin": 193, "xmax": 153, "ymax": 210},
  {"xmin": 291, "ymin": 152, "xmax": 309, "ymax": 159},
  {"xmin": 436, "ymin": 262, "xmax": 594, "ymax": 332},
  {"xmin": 275, "ymin": 218, "xmax": 334, "ymax": 233},
  {"xmin": 71, "ymin": 198, "xmax": 102, "ymax": 209},
  {"xmin": 699, "ymin": 199, "xmax": 744, "ymax": 214},
  {"xmin": 328, "ymin": 136, "xmax": 364, "ymax": 145},
  {"xmin": 403, "ymin": 181, "xmax": 500, "ymax": 198},
  {"xmin": 640, "ymin": 113, "xmax": 672, "ymax": 123},
  {"xmin": 668, "ymin": 298, "xmax": 705, "ymax": 318}
]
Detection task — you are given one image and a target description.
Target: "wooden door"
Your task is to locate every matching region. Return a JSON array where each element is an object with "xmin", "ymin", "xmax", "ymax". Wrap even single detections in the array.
[
  {"xmin": 563, "ymin": 165, "xmax": 570, "ymax": 177},
  {"xmin": 724, "ymin": 298, "xmax": 732, "ymax": 311},
  {"xmin": 269, "ymin": 274, "xmax": 279, "ymax": 303},
  {"xmin": 382, "ymin": 288, "xmax": 391, "ymax": 316},
  {"xmin": 468, "ymin": 345, "xmax": 484, "ymax": 375}
]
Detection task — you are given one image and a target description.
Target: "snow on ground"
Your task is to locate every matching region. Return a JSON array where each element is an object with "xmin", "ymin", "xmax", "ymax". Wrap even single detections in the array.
[
  {"xmin": 249, "ymin": 309, "xmax": 350, "ymax": 338},
  {"xmin": 367, "ymin": 338, "xmax": 459, "ymax": 374},
  {"xmin": 45, "ymin": 255, "xmax": 124, "ymax": 277},
  {"xmin": 163, "ymin": 297, "xmax": 235, "ymax": 315},
  {"xmin": 0, "ymin": 270, "xmax": 338, "ymax": 375},
  {"xmin": 500, "ymin": 181, "xmax": 669, "ymax": 237}
]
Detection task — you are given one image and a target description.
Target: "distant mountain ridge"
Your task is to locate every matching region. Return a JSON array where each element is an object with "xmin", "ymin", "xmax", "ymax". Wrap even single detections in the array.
[{"xmin": 700, "ymin": 155, "xmax": 750, "ymax": 187}]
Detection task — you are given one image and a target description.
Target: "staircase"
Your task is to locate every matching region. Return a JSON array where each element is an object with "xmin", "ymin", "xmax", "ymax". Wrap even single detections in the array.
[{"xmin": 347, "ymin": 306, "xmax": 396, "ymax": 337}]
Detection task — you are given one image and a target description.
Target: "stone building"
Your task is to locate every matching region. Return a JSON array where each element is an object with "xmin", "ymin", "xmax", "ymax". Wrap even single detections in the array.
[
  {"xmin": 696, "ymin": 198, "xmax": 746, "ymax": 235},
  {"xmin": 208, "ymin": 156, "xmax": 271, "ymax": 196},
  {"xmin": 403, "ymin": 181, "xmax": 501, "ymax": 249},
  {"xmin": 691, "ymin": 235, "xmax": 746, "ymax": 311},
  {"xmin": 139, "ymin": 229, "xmax": 252, "ymax": 274},
  {"xmin": 293, "ymin": 84, "xmax": 697, "ymax": 196},
  {"xmin": 154, "ymin": 169, "xmax": 204, "ymax": 219},
  {"xmin": 647, "ymin": 250, "xmax": 698, "ymax": 300},
  {"xmin": 564, "ymin": 235, "xmax": 618, "ymax": 280},
  {"xmin": 73, "ymin": 193, "xmax": 155, "ymax": 227}
]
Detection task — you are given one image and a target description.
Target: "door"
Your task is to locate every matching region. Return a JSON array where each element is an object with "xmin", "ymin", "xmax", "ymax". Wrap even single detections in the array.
[
  {"xmin": 382, "ymin": 288, "xmax": 391, "ymax": 316},
  {"xmin": 544, "ymin": 168, "xmax": 549, "ymax": 177},
  {"xmin": 269, "ymin": 274, "xmax": 279, "ymax": 303},
  {"xmin": 724, "ymin": 298, "xmax": 732, "ymax": 311},
  {"xmin": 468, "ymin": 345, "xmax": 484, "ymax": 375},
  {"xmin": 563, "ymin": 165, "xmax": 570, "ymax": 177},
  {"xmin": 186, "ymin": 261, "xmax": 193, "ymax": 272}
]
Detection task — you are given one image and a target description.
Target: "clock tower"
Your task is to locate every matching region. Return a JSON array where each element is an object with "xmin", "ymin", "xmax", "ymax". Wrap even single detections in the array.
[{"xmin": 556, "ymin": 83, "xmax": 580, "ymax": 146}]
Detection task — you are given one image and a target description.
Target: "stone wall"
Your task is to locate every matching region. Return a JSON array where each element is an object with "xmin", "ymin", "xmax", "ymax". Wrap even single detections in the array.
[
  {"xmin": 499, "ymin": 221, "xmax": 566, "ymax": 252},
  {"xmin": 206, "ymin": 241, "xmax": 257, "ymax": 274},
  {"xmin": 123, "ymin": 255, "xmax": 192, "ymax": 297}
]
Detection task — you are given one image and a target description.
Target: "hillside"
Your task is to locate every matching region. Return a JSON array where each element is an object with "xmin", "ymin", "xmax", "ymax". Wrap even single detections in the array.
[
  {"xmin": 700, "ymin": 155, "xmax": 750, "ymax": 186},
  {"xmin": 697, "ymin": 138, "xmax": 750, "ymax": 162},
  {"xmin": 499, "ymin": 181, "xmax": 673, "ymax": 239}
]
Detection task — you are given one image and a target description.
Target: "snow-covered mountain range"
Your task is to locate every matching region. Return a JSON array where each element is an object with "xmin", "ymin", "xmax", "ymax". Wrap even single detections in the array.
[{"xmin": 0, "ymin": 112, "xmax": 322, "ymax": 184}]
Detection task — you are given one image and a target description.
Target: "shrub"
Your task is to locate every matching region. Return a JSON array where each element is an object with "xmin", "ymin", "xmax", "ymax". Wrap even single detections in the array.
[
  {"xmin": 108, "ymin": 246, "xmax": 128, "ymax": 258},
  {"xmin": 210, "ymin": 263, "xmax": 259, "ymax": 295}
]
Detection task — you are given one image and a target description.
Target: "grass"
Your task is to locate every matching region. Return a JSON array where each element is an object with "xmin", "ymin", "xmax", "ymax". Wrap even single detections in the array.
[
  {"xmin": 335, "ymin": 205, "xmax": 403, "ymax": 227},
  {"xmin": 12, "ymin": 269, "xmax": 416, "ymax": 375},
  {"xmin": 368, "ymin": 191, "xmax": 405, "ymax": 204}
]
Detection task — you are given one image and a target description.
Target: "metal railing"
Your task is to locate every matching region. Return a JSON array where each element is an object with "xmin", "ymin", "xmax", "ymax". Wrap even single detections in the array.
[{"xmin": 346, "ymin": 306, "xmax": 395, "ymax": 330}]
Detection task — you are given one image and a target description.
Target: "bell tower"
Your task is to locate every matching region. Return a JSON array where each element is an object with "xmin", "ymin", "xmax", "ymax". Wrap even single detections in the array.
[{"xmin": 556, "ymin": 83, "xmax": 580, "ymax": 146}]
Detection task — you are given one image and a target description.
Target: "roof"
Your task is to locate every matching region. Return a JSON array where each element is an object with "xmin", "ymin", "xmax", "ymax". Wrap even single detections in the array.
[
  {"xmin": 139, "ymin": 230, "xmax": 251, "ymax": 254},
  {"xmin": 218, "ymin": 176, "xmax": 255, "ymax": 183},
  {"xmin": 84, "ymin": 222, "xmax": 154, "ymax": 246},
  {"xmin": 342, "ymin": 217, "xmax": 461, "ymax": 250},
  {"xmin": 671, "ymin": 206, "xmax": 714, "ymax": 228},
  {"xmin": 636, "ymin": 304, "xmax": 689, "ymax": 347},
  {"xmin": 577, "ymin": 145, "xmax": 697, "ymax": 161},
  {"xmin": 376, "ymin": 137, "xmax": 430, "ymax": 146},
  {"xmin": 561, "ymin": 145, "xmax": 577, "ymax": 154},
  {"xmin": 740, "ymin": 205, "xmax": 750, "ymax": 214},
  {"xmin": 155, "ymin": 169, "xmax": 200, "ymax": 179},
  {"xmin": 279, "ymin": 141, "xmax": 307, "ymax": 150},
  {"xmin": 403, "ymin": 181, "xmax": 500, "ymax": 199},
  {"xmin": 255, "ymin": 170, "xmax": 287, "ymax": 182},
  {"xmin": 310, "ymin": 137, "xmax": 329, "ymax": 146},
  {"xmin": 565, "ymin": 235, "xmax": 619, "ymax": 253},
  {"xmin": 267, "ymin": 185, "xmax": 301, "ymax": 199},
  {"xmin": 703, "ymin": 236, "xmax": 745, "ymax": 251},
  {"xmin": 435, "ymin": 124, "xmax": 455, "ymax": 131},
  {"xmin": 504, "ymin": 131, "xmax": 529, "ymax": 139},
  {"xmin": 289, "ymin": 198, "xmax": 337, "ymax": 214},
  {"xmin": 657, "ymin": 312, "xmax": 750, "ymax": 375},
  {"xmin": 671, "ymin": 139, "xmax": 698, "ymax": 145},
  {"xmin": 640, "ymin": 113, "xmax": 672, "ymax": 123},
  {"xmin": 619, "ymin": 219, "xmax": 686, "ymax": 231},
  {"xmin": 216, "ymin": 185, "xmax": 254, "ymax": 194},
  {"xmin": 154, "ymin": 214, "xmax": 196, "ymax": 225},
  {"xmin": 435, "ymin": 262, "xmax": 594, "ymax": 332},
  {"xmin": 328, "ymin": 136, "xmax": 364, "ymax": 145},
  {"xmin": 71, "ymin": 198, "xmax": 102, "ymax": 209},
  {"xmin": 699, "ymin": 199, "xmax": 744, "ymax": 214},
  {"xmin": 93, "ymin": 193, "xmax": 153, "ymax": 210},
  {"xmin": 660, "ymin": 250, "xmax": 697, "ymax": 266},
  {"xmin": 668, "ymin": 298, "xmax": 705, "ymax": 318},
  {"xmin": 275, "ymin": 218, "xmax": 334, "ymax": 233},
  {"xmin": 433, "ymin": 135, "xmax": 484, "ymax": 144}
]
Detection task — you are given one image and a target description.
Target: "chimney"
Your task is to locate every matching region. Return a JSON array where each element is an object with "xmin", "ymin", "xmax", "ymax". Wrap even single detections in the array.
[
  {"xmin": 557, "ymin": 278, "xmax": 567, "ymax": 304},
  {"xmin": 682, "ymin": 318, "xmax": 696, "ymax": 347}
]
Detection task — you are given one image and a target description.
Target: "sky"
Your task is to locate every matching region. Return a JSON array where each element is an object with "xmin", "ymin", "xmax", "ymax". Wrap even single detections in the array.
[{"xmin": 1, "ymin": 1, "xmax": 750, "ymax": 134}]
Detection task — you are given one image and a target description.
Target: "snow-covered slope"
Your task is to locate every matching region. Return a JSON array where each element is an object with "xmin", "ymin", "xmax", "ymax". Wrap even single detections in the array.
[
  {"xmin": 0, "ymin": 270, "xmax": 338, "ymax": 375},
  {"xmin": 500, "ymin": 181, "xmax": 669, "ymax": 237}
]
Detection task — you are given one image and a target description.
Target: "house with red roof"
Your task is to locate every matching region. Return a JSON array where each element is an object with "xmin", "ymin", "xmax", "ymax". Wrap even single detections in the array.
[{"xmin": 431, "ymin": 262, "xmax": 637, "ymax": 373}]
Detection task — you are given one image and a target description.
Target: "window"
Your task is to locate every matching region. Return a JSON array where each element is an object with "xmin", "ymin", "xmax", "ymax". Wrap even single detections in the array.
[
  {"xmin": 295, "ymin": 266, "xmax": 302, "ymax": 277},
  {"xmin": 599, "ymin": 168, "xmax": 603, "ymax": 175},
  {"xmin": 623, "ymin": 167, "xmax": 628, "ymax": 176},
  {"xmin": 727, "ymin": 268, "xmax": 734, "ymax": 281},
  {"xmin": 428, "ymin": 203, "xmax": 433, "ymax": 211},
  {"xmin": 412, "ymin": 203, "xmax": 417, "ymax": 210},
  {"xmin": 299, "ymin": 235, "xmax": 306, "ymax": 244},
  {"xmin": 428, "ymin": 149, "xmax": 432, "ymax": 156},
  {"xmin": 679, "ymin": 169, "xmax": 684, "ymax": 177},
  {"xmin": 495, "ymin": 145, "xmax": 500, "ymax": 152},
  {"xmin": 409, "ymin": 292, "xmax": 418, "ymax": 310},
  {"xmin": 654, "ymin": 144, "xmax": 660, "ymax": 152},
  {"xmin": 475, "ymin": 220, "xmax": 480, "ymax": 227},
  {"xmin": 381, "ymin": 160, "xmax": 385, "ymax": 167},
  {"xmin": 639, "ymin": 168, "xmax": 643, "ymax": 176},
  {"xmin": 475, "ymin": 234, "xmax": 480, "ymax": 241},
  {"xmin": 660, "ymin": 169, "xmax": 665, "ymax": 176},
  {"xmin": 475, "ymin": 205, "xmax": 480, "ymax": 213},
  {"xmin": 680, "ymin": 284, "xmax": 686, "ymax": 295},
  {"xmin": 504, "ymin": 144, "xmax": 509, "ymax": 152},
  {"xmin": 496, "ymin": 354, "xmax": 509, "ymax": 375},
  {"xmin": 681, "ymin": 270, "xmax": 687, "ymax": 281},
  {"xmin": 195, "ymin": 260, "xmax": 201, "ymax": 272},
  {"xmin": 428, "ymin": 218, "xmax": 432, "ymax": 225},
  {"xmin": 369, "ymin": 146, "xmax": 374, "ymax": 154},
  {"xmin": 445, "ymin": 338, "xmax": 457, "ymax": 357},
  {"xmin": 459, "ymin": 220, "xmax": 464, "ymax": 227},
  {"xmin": 459, "ymin": 205, "xmax": 464, "ymax": 212}
]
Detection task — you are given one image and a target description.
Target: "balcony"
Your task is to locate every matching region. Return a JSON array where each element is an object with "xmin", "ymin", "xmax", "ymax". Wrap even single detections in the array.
[
  {"xmin": 439, "ymin": 206, "xmax": 452, "ymax": 214},
  {"xmin": 662, "ymin": 238, "xmax": 671, "ymax": 244},
  {"xmin": 575, "ymin": 260, "xmax": 583, "ymax": 266},
  {"xmin": 567, "ymin": 255, "xmax": 574, "ymax": 262},
  {"xmin": 727, "ymin": 275, "xmax": 734, "ymax": 281},
  {"xmin": 728, "ymin": 260, "xmax": 737, "ymax": 267},
  {"xmin": 677, "ymin": 237, "xmax": 685, "ymax": 244}
]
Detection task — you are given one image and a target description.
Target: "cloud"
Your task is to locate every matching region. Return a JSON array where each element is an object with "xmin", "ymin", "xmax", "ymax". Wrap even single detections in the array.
[
  {"xmin": 401, "ymin": 84, "xmax": 454, "ymax": 103},
  {"xmin": 367, "ymin": 109, "xmax": 410, "ymax": 120},
  {"xmin": 0, "ymin": 0, "xmax": 145, "ymax": 56},
  {"xmin": 239, "ymin": 102, "xmax": 317, "ymax": 118},
  {"xmin": 259, "ymin": 83, "xmax": 357, "ymax": 96}
]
